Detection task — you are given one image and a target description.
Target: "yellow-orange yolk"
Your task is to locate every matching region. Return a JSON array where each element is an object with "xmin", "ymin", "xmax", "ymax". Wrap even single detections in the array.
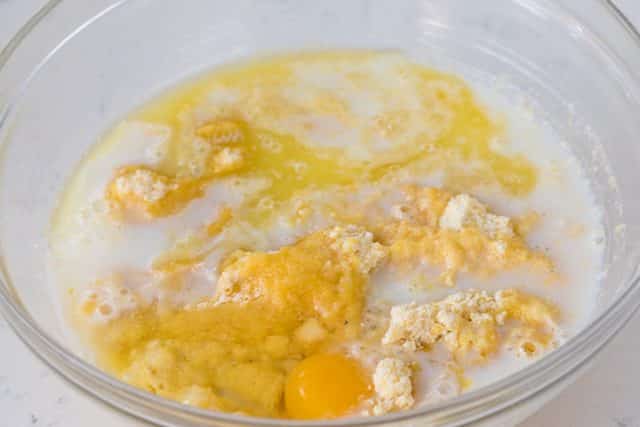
[{"xmin": 285, "ymin": 354, "xmax": 372, "ymax": 419}]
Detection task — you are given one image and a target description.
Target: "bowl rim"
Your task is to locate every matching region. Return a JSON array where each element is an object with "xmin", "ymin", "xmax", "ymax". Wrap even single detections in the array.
[{"xmin": 1, "ymin": 0, "xmax": 640, "ymax": 425}]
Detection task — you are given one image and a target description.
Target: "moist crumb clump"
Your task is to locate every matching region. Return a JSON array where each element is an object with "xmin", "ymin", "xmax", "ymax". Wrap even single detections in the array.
[
  {"xmin": 371, "ymin": 358, "xmax": 415, "ymax": 415},
  {"xmin": 440, "ymin": 194, "xmax": 514, "ymax": 238},
  {"xmin": 382, "ymin": 289, "xmax": 558, "ymax": 361}
]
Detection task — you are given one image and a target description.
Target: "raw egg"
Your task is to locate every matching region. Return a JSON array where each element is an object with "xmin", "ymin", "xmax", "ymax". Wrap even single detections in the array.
[{"xmin": 285, "ymin": 353, "xmax": 372, "ymax": 419}]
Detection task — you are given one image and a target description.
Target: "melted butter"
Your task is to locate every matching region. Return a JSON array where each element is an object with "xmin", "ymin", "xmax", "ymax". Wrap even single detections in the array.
[{"xmin": 102, "ymin": 51, "xmax": 536, "ymax": 223}]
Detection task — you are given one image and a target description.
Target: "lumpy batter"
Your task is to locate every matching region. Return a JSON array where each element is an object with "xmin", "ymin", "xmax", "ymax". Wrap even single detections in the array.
[{"xmin": 49, "ymin": 51, "xmax": 603, "ymax": 419}]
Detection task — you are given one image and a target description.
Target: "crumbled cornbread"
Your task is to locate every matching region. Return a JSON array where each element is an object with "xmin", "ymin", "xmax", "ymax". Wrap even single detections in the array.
[
  {"xmin": 379, "ymin": 224, "xmax": 550, "ymax": 287},
  {"xmin": 120, "ymin": 339, "xmax": 285, "ymax": 416},
  {"xmin": 372, "ymin": 186, "xmax": 553, "ymax": 286},
  {"xmin": 212, "ymin": 147, "xmax": 244, "ymax": 173},
  {"xmin": 382, "ymin": 289, "xmax": 558, "ymax": 362},
  {"xmin": 372, "ymin": 358, "xmax": 415, "ymax": 415},
  {"xmin": 178, "ymin": 385, "xmax": 226, "ymax": 410},
  {"xmin": 390, "ymin": 185, "xmax": 452, "ymax": 227},
  {"xmin": 95, "ymin": 180, "xmax": 554, "ymax": 416},
  {"xmin": 106, "ymin": 120, "xmax": 248, "ymax": 220},
  {"xmin": 190, "ymin": 121, "xmax": 246, "ymax": 177},
  {"xmin": 294, "ymin": 318, "xmax": 328, "ymax": 344},
  {"xmin": 109, "ymin": 167, "xmax": 174, "ymax": 205},
  {"xmin": 440, "ymin": 194, "xmax": 513, "ymax": 238},
  {"xmin": 106, "ymin": 166, "xmax": 202, "ymax": 219},
  {"xmin": 196, "ymin": 119, "xmax": 244, "ymax": 144},
  {"xmin": 214, "ymin": 225, "xmax": 388, "ymax": 331},
  {"xmin": 85, "ymin": 225, "xmax": 388, "ymax": 417},
  {"xmin": 327, "ymin": 225, "xmax": 389, "ymax": 275}
]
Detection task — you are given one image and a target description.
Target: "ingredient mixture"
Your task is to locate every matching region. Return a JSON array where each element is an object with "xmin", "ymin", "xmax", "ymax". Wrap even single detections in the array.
[{"xmin": 49, "ymin": 51, "xmax": 603, "ymax": 419}]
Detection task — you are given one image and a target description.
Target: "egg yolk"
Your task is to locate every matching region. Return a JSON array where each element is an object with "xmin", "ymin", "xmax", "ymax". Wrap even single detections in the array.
[{"xmin": 285, "ymin": 353, "xmax": 372, "ymax": 419}]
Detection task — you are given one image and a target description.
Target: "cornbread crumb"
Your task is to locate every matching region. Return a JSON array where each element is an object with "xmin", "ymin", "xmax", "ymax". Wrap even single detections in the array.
[
  {"xmin": 383, "ymin": 301, "xmax": 449, "ymax": 352},
  {"xmin": 122, "ymin": 340, "xmax": 178, "ymax": 393},
  {"xmin": 196, "ymin": 120, "xmax": 244, "ymax": 144},
  {"xmin": 187, "ymin": 120, "xmax": 246, "ymax": 178},
  {"xmin": 394, "ymin": 185, "xmax": 452, "ymax": 227},
  {"xmin": 192, "ymin": 137, "xmax": 213, "ymax": 157},
  {"xmin": 327, "ymin": 225, "xmax": 388, "ymax": 274},
  {"xmin": 294, "ymin": 318, "xmax": 328, "ymax": 344},
  {"xmin": 214, "ymin": 251, "xmax": 256, "ymax": 304},
  {"xmin": 440, "ymin": 194, "xmax": 513, "ymax": 238},
  {"xmin": 212, "ymin": 225, "xmax": 387, "ymax": 333},
  {"xmin": 378, "ymin": 187, "xmax": 553, "ymax": 287},
  {"xmin": 212, "ymin": 147, "xmax": 244, "ymax": 173},
  {"xmin": 382, "ymin": 289, "xmax": 558, "ymax": 361},
  {"xmin": 291, "ymin": 199, "xmax": 312, "ymax": 223},
  {"xmin": 112, "ymin": 168, "xmax": 173, "ymax": 203},
  {"xmin": 372, "ymin": 358, "xmax": 414, "ymax": 415},
  {"xmin": 122, "ymin": 339, "xmax": 285, "ymax": 415},
  {"xmin": 390, "ymin": 204, "xmax": 411, "ymax": 221},
  {"xmin": 179, "ymin": 385, "xmax": 224, "ymax": 409},
  {"xmin": 264, "ymin": 335, "xmax": 290, "ymax": 358}
]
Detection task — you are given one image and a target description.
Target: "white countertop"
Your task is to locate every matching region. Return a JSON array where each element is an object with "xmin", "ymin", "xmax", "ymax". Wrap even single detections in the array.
[{"xmin": 1, "ymin": 1, "xmax": 640, "ymax": 426}]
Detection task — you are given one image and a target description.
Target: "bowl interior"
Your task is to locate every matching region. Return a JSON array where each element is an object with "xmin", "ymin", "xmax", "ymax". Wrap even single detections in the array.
[{"xmin": 1, "ymin": 0, "xmax": 640, "ymax": 424}]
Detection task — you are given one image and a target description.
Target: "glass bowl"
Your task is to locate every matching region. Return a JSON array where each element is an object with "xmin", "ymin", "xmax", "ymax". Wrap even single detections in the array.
[{"xmin": 1, "ymin": 1, "xmax": 640, "ymax": 426}]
